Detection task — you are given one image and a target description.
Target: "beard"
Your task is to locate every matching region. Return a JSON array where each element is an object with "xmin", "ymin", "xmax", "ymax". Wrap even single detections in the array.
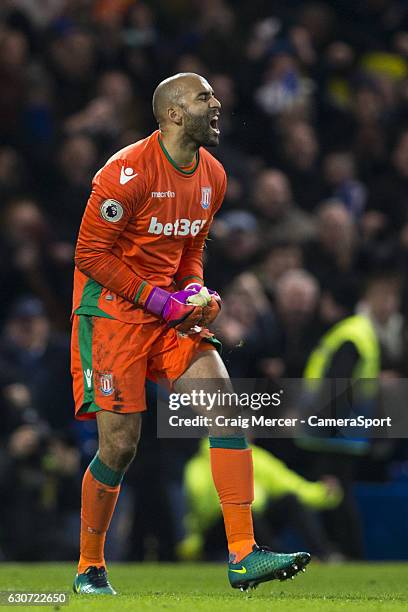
[{"xmin": 182, "ymin": 109, "xmax": 220, "ymax": 147}]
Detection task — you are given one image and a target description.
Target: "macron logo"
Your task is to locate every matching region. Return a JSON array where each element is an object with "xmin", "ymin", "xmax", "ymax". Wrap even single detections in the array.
[
  {"xmin": 120, "ymin": 166, "xmax": 138, "ymax": 185},
  {"xmin": 151, "ymin": 190, "xmax": 176, "ymax": 198},
  {"xmin": 84, "ymin": 369, "xmax": 93, "ymax": 389}
]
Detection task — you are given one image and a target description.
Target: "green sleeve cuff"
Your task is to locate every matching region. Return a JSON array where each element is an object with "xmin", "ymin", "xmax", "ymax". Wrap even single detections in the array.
[
  {"xmin": 134, "ymin": 280, "xmax": 152, "ymax": 306},
  {"xmin": 178, "ymin": 275, "xmax": 204, "ymax": 289}
]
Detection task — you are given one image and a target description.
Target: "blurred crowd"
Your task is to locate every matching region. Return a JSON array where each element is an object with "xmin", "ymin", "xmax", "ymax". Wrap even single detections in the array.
[{"xmin": 1, "ymin": 0, "xmax": 408, "ymax": 561}]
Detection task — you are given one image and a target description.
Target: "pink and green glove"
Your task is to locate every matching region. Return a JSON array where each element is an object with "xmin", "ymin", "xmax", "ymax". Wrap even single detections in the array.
[
  {"xmin": 144, "ymin": 287, "xmax": 204, "ymax": 333},
  {"xmin": 184, "ymin": 283, "xmax": 222, "ymax": 327},
  {"xmin": 144, "ymin": 285, "xmax": 221, "ymax": 332}
]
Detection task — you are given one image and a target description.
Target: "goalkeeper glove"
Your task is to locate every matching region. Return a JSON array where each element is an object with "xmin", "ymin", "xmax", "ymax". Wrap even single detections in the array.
[
  {"xmin": 144, "ymin": 286, "xmax": 204, "ymax": 333},
  {"xmin": 185, "ymin": 284, "xmax": 222, "ymax": 327}
]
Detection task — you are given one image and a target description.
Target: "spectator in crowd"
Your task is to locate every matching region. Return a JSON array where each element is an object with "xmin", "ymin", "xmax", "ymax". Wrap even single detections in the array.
[
  {"xmin": 277, "ymin": 120, "xmax": 322, "ymax": 212},
  {"xmin": 299, "ymin": 273, "xmax": 407, "ymax": 558},
  {"xmin": 254, "ymin": 47, "xmax": 312, "ymax": 118},
  {"xmin": 1, "ymin": 199, "xmax": 73, "ymax": 327},
  {"xmin": 357, "ymin": 275, "xmax": 408, "ymax": 376},
  {"xmin": 367, "ymin": 129, "xmax": 408, "ymax": 241},
  {"xmin": 252, "ymin": 168, "xmax": 316, "ymax": 246},
  {"xmin": 256, "ymin": 241, "xmax": 304, "ymax": 299},
  {"xmin": 206, "ymin": 210, "xmax": 262, "ymax": 291},
  {"xmin": 47, "ymin": 29, "xmax": 98, "ymax": 118},
  {"xmin": 64, "ymin": 70, "xmax": 148, "ymax": 149},
  {"xmin": 0, "ymin": 296, "xmax": 73, "ymax": 430},
  {"xmin": 322, "ymin": 151, "xmax": 367, "ymax": 219},
  {"xmin": 0, "ymin": 28, "xmax": 30, "ymax": 144},
  {"xmin": 0, "ymin": 146, "xmax": 31, "ymax": 201},
  {"xmin": 215, "ymin": 273, "xmax": 275, "ymax": 377},
  {"xmin": 45, "ymin": 135, "xmax": 98, "ymax": 242},
  {"xmin": 259, "ymin": 269, "xmax": 321, "ymax": 380},
  {"xmin": 304, "ymin": 199, "xmax": 359, "ymax": 292}
]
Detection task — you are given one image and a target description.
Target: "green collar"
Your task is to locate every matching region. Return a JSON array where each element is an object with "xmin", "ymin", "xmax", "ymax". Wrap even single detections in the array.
[{"xmin": 158, "ymin": 135, "xmax": 199, "ymax": 175}]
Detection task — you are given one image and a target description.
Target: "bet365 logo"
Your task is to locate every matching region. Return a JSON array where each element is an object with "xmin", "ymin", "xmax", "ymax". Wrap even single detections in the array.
[{"xmin": 148, "ymin": 217, "xmax": 206, "ymax": 236}]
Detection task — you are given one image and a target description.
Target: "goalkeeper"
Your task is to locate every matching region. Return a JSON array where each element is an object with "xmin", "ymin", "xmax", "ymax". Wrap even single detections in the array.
[{"xmin": 71, "ymin": 72, "xmax": 310, "ymax": 595}]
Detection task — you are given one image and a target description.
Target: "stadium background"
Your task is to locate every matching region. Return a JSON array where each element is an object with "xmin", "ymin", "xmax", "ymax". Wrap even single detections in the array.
[{"xmin": 1, "ymin": 0, "xmax": 408, "ymax": 564}]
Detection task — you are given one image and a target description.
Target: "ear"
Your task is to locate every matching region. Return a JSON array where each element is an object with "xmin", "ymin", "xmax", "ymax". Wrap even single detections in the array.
[{"xmin": 168, "ymin": 106, "xmax": 183, "ymax": 126}]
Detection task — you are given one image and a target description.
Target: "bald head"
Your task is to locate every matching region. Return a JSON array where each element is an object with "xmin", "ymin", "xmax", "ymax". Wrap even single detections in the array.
[
  {"xmin": 152, "ymin": 73, "xmax": 200, "ymax": 125},
  {"xmin": 152, "ymin": 72, "xmax": 221, "ymax": 146}
]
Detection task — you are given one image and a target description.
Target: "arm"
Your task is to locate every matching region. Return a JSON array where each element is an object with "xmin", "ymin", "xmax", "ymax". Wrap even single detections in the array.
[{"xmin": 74, "ymin": 159, "xmax": 153, "ymax": 305}]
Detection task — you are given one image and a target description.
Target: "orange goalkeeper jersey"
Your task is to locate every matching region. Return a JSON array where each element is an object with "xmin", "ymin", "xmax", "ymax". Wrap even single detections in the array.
[{"xmin": 73, "ymin": 130, "xmax": 226, "ymax": 324}]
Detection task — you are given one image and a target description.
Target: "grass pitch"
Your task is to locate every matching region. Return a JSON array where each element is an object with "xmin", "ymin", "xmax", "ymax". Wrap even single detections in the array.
[{"xmin": 0, "ymin": 562, "xmax": 407, "ymax": 611}]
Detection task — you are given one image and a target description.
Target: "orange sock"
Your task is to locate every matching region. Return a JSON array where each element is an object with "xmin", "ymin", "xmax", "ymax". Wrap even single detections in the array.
[
  {"xmin": 209, "ymin": 438, "xmax": 255, "ymax": 562},
  {"xmin": 78, "ymin": 466, "xmax": 121, "ymax": 574}
]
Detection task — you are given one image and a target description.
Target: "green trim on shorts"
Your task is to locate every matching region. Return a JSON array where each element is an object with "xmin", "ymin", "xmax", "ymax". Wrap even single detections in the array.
[
  {"xmin": 77, "ymin": 400, "xmax": 102, "ymax": 417},
  {"xmin": 75, "ymin": 278, "xmax": 114, "ymax": 318},
  {"xmin": 81, "ymin": 278, "xmax": 103, "ymax": 308},
  {"xmin": 77, "ymin": 315, "xmax": 102, "ymax": 416},
  {"xmin": 74, "ymin": 306, "xmax": 114, "ymax": 318},
  {"xmin": 203, "ymin": 335, "xmax": 222, "ymax": 355}
]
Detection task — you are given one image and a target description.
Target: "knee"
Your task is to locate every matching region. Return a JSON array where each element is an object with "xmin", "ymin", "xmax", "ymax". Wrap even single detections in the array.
[
  {"xmin": 100, "ymin": 432, "xmax": 140, "ymax": 472},
  {"xmin": 115, "ymin": 436, "xmax": 139, "ymax": 469}
]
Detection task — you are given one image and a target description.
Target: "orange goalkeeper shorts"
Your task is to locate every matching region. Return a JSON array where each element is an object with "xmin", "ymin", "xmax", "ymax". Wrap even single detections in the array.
[{"xmin": 71, "ymin": 314, "xmax": 217, "ymax": 420}]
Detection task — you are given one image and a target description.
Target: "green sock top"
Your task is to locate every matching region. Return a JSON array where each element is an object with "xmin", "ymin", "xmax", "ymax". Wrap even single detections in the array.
[
  {"xmin": 89, "ymin": 452, "xmax": 124, "ymax": 487},
  {"xmin": 209, "ymin": 437, "xmax": 248, "ymax": 450}
]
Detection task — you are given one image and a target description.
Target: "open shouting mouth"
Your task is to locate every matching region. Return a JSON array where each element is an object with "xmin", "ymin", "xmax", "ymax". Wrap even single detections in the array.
[{"xmin": 209, "ymin": 113, "xmax": 220, "ymax": 135}]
